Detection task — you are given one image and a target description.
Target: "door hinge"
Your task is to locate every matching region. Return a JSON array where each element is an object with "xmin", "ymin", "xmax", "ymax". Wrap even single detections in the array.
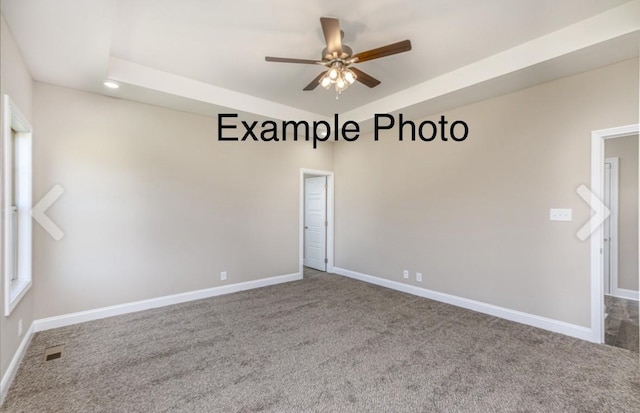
[
  {"xmin": 325, "ymin": 221, "xmax": 328, "ymax": 226},
  {"xmin": 324, "ymin": 258, "xmax": 328, "ymax": 264}
]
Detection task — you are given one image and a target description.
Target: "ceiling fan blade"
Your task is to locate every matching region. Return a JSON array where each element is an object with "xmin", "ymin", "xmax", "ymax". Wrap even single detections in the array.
[
  {"xmin": 352, "ymin": 40, "xmax": 412, "ymax": 63},
  {"xmin": 320, "ymin": 17, "xmax": 343, "ymax": 55},
  {"xmin": 350, "ymin": 68, "xmax": 381, "ymax": 88},
  {"xmin": 303, "ymin": 72, "xmax": 326, "ymax": 91},
  {"xmin": 265, "ymin": 56, "xmax": 321, "ymax": 65}
]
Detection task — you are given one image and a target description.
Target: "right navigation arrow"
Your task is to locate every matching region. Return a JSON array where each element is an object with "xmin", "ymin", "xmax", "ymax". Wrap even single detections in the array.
[{"xmin": 576, "ymin": 184, "xmax": 610, "ymax": 241}]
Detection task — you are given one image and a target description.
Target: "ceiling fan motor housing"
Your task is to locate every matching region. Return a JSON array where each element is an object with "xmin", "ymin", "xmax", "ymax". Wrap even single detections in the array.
[{"xmin": 322, "ymin": 45, "xmax": 353, "ymax": 62}]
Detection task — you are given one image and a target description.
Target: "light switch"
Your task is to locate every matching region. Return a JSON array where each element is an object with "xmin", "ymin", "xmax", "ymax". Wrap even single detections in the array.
[{"xmin": 550, "ymin": 208, "xmax": 572, "ymax": 221}]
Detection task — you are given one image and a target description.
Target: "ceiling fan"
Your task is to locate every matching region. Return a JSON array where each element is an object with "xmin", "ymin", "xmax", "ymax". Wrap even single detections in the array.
[{"xmin": 265, "ymin": 17, "xmax": 412, "ymax": 95}]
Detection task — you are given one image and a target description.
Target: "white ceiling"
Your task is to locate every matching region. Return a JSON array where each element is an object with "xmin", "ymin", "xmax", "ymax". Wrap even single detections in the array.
[{"xmin": 2, "ymin": 0, "xmax": 639, "ymax": 123}]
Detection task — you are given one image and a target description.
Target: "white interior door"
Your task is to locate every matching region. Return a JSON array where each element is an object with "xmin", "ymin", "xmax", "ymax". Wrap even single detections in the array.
[{"xmin": 304, "ymin": 176, "xmax": 326, "ymax": 271}]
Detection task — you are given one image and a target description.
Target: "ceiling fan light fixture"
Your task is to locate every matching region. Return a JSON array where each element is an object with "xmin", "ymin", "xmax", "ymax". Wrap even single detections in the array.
[
  {"xmin": 321, "ymin": 75, "xmax": 332, "ymax": 88},
  {"xmin": 344, "ymin": 69, "xmax": 356, "ymax": 85},
  {"xmin": 321, "ymin": 64, "xmax": 353, "ymax": 96}
]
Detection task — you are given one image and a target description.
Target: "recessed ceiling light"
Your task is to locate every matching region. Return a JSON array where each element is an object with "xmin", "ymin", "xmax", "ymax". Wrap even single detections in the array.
[{"xmin": 103, "ymin": 80, "xmax": 119, "ymax": 89}]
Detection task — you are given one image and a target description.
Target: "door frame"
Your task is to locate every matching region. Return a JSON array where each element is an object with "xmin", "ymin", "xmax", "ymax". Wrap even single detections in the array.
[
  {"xmin": 299, "ymin": 168, "xmax": 334, "ymax": 276},
  {"xmin": 603, "ymin": 157, "xmax": 623, "ymax": 298},
  {"xmin": 590, "ymin": 123, "xmax": 639, "ymax": 343}
]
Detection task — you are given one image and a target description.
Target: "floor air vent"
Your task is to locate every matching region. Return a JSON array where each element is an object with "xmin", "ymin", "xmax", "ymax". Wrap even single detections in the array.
[{"xmin": 44, "ymin": 345, "xmax": 65, "ymax": 361}]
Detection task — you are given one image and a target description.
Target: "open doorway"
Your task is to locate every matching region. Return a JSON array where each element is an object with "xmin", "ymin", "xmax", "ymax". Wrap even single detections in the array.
[
  {"xmin": 299, "ymin": 169, "xmax": 334, "ymax": 278},
  {"xmin": 603, "ymin": 134, "xmax": 638, "ymax": 352},
  {"xmin": 590, "ymin": 124, "xmax": 639, "ymax": 351}
]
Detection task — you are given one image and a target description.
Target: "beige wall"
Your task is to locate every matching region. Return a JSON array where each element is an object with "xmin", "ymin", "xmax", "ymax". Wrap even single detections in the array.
[
  {"xmin": 0, "ymin": 14, "xmax": 34, "ymax": 382},
  {"xmin": 334, "ymin": 58, "xmax": 639, "ymax": 327},
  {"xmin": 33, "ymin": 83, "xmax": 334, "ymax": 319},
  {"xmin": 605, "ymin": 134, "xmax": 639, "ymax": 292}
]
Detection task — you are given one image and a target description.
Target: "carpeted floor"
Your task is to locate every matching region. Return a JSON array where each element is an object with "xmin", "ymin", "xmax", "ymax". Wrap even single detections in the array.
[{"xmin": 2, "ymin": 271, "xmax": 639, "ymax": 412}]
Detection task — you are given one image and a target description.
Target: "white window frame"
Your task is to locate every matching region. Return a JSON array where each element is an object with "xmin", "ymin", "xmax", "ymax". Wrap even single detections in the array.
[{"xmin": 3, "ymin": 95, "xmax": 32, "ymax": 316}]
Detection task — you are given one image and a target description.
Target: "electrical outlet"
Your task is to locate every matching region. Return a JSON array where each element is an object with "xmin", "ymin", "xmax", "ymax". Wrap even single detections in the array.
[
  {"xmin": 220, "ymin": 271, "xmax": 227, "ymax": 281},
  {"xmin": 416, "ymin": 273, "xmax": 422, "ymax": 282},
  {"xmin": 18, "ymin": 319, "xmax": 23, "ymax": 337},
  {"xmin": 403, "ymin": 270, "xmax": 409, "ymax": 279}
]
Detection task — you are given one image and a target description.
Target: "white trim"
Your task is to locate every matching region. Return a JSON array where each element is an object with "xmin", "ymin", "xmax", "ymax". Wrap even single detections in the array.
[
  {"xmin": 608, "ymin": 289, "xmax": 639, "ymax": 301},
  {"xmin": 603, "ymin": 157, "xmax": 619, "ymax": 297},
  {"xmin": 0, "ymin": 322, "xmax": 34, "ymax": 404},
  {"xmin": 333, "ymin": 267, "xmax": 594, "ymax": 342},
  {"xmin": 32, "ymin": 272, "xmax": 301, "ymax": 332},
  {"xmin": 3, "ymin": 94, "xmax": 33, "ymax": 316},
  {"xmin": 299, "ymin": 169, "xmax": 334, "ymax": 275},
  {"xmin": 590, "ymin": 124, "xmax": 640, "ymax": 343}
]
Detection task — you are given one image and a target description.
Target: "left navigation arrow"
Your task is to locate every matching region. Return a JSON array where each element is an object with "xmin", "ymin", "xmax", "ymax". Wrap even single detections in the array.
[{"xmin": 31, "ymin": 185, "xmax": 65, "ymax": 240}]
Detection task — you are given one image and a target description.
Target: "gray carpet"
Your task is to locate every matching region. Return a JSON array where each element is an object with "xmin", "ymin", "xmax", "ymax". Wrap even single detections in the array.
[{"xmin": 2, "ymin": 271, "xmax": 639, "ymax": 412}]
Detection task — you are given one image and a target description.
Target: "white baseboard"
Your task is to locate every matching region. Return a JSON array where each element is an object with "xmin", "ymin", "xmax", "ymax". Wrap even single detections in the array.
[
  {"xmin": 610, "ymin": 288, "xmax": 639, "ymax": 301},
  {"xmin": 1, "ymin": 323, "xmax": 34, "ymax": 405},
  {"xmin": 333, "ymin": 267, "xmax": 594, "ymax": 342},
  {"xmin": 33, "ymin": 272, "xmax": 301, "ymax": 333}
]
